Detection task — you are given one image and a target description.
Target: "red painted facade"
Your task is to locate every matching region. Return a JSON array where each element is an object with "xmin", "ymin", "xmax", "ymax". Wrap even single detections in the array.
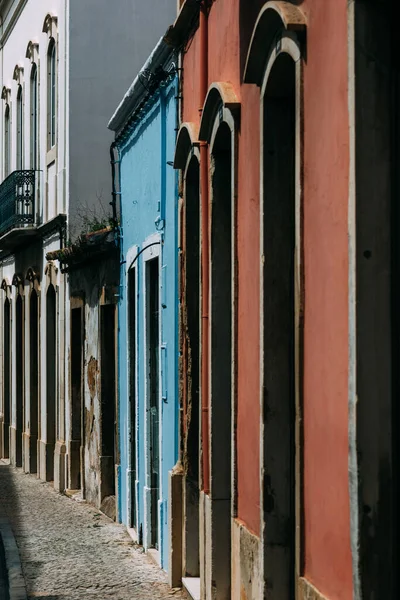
[
  {"xmin": 302, "ymin": 1, "xmax": 352, "ymax": 597},
  {"xmin": 178, "ymin": 0, "xmax": 354, "ymax": 598}
]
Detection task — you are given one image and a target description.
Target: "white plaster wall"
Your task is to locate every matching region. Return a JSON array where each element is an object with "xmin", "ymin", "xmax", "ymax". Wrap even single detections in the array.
[
  {"xmin": 1, "ymin": 0, "xmax": 67, "ymax": 186},
  {"xmin": 0, "ymin": 0, "xmax": 68, "ymax": 478}
]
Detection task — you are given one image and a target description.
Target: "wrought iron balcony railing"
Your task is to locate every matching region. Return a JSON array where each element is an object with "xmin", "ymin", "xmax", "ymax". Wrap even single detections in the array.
[{"xmin": 0, "ymin": 170, "xmax": 37, "ymax": 237}]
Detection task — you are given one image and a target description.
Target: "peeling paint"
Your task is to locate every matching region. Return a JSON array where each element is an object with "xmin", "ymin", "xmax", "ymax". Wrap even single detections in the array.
[{"xmin": 87, "ymin": 356, "xmax": 98, "ymax": 401}]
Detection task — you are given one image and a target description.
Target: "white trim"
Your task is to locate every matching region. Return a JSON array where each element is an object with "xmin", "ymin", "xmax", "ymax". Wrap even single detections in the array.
[
  {"xmin": 125, "ymin": 244, "xmax": 139, "ymax": 532},
  {"xmin": 203, "ymin": 84, "xmax": 240, "ymax": 600},
  {"xmin": 141, "ymin": 232, "xmax": 162, "ymax": 551},
  {"xmin": 347, "ymin": 2, "xmax": 360, "ymax": 597}
]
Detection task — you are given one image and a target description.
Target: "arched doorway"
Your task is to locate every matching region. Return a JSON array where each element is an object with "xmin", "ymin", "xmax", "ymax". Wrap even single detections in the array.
[
  {"xmin": 209, "ymin": 121, "xmax": 233, "ymax": 599},
  {"xmin": 46, "ymin": 284, "xmax": 56, "ymax": 481},
  {"xmin": 15, "ymin": 293, "xmax": 24, "ymax": 467},
  {"xmin": 183, "ymin": 155, "xmax": 201, "ymax": 578},
  {"xmin": 100, "ymin": 302, "xmax": 117, "ymax": 514},
  {"xmin": 70, "ymin": 300, "xmax": 84, "ymax": 492},
  {"xmin": 128, "ymin": 267, "xmax": 137, "ymax": 528},
  {"xmin": 29, "ymin": 289, "xmax": 39, "ymax": 473},
  {"xmin": 261, "ymin": 50, "xmax": 296, "ymax": 599},
  {"xmin": 3, "ymin": 298, "xmax": 11, "ymax": 459}
]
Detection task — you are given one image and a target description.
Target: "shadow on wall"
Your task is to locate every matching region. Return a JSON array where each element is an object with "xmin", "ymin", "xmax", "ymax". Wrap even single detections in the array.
[{"xmin": 239, "ymin": 0, "xmax": 305, "ymax": 78}]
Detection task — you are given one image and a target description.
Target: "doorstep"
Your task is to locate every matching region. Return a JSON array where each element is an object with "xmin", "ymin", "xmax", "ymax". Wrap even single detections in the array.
[
  {"xmin": 147, "ymin": 547, "xmax": 161, "ymax": 567},
  {"xmin": 182, "ymin": 577, "xmax": 200, "ymax": 600},
  {"xmin": 126, "ymin": 527, "xmax": 138, "ymax": 543}
]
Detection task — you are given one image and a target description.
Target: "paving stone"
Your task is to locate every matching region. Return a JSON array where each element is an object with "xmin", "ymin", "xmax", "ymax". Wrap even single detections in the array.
[{"xmin": 0, "ymin": 460, "xmax": 183, "ymax": 600}]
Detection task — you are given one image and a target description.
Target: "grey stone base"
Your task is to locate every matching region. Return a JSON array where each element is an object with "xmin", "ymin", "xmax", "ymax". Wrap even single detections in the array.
[
  {"xmin": 0, "ymin": 419, "xmax": 10, "ymax": 460},
  {"xmin": 54, "ymin": 441, "xmax": 67, "ymax": 493},
  {"xmin": 9, "ymin": 426, "xmax": 22, "ymax": 468},
  {"xmin": 36, "ymin": 438, "xmax": 41, "ymax": 479},
  {"xmin": 232, "ymin": 519, "xmax": 261, "ymax": 600},
  {"xmin": 183, "ymin": 475, "xmax": 200, "ymax": 578},
  {"xmin": 298, "ymin": 578, "xmax": 329, "ymax": 600},
  {"xmin": 39, "ymin": 439, "xmax": 55, "ymax": 482},
  {"xmin": 22, "ymin": 432, "xmax": 38, "ymax": 474},
  {"xmin": 99, "ymin": 455, "xmax": 115, "ymax": 502},
  {"xmin": 168, "ymin": 465, "xmax": 183, "ymax": 588},
  {"xmin": 200, "ymin": 491, "xmax": 231, "ymax": 600},
  {"xmin": 199, "ymin": 492, "xmax": 208, "ymax": 600},
  {"xmin": 100, "ymin": 495, "xmax": 116, "ymax": 520},
  {"xmin": 67, "ymin": 439, "xmax": 81, "ymax": 491}
]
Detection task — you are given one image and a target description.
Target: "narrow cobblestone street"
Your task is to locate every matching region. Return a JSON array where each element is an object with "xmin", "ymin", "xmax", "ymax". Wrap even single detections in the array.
[{"xmin": 0, "ymin": 460, "xmax": 183, "ymax": 599}]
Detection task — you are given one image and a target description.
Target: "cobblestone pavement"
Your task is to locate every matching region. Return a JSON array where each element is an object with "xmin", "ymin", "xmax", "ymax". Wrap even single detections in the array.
[{"xmin": 0, "ymin": 460, "xmax": 183, "ymax": 600}]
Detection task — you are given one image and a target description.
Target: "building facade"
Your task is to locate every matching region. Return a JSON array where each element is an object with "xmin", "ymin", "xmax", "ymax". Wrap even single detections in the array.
[
  {"xmin": 171, "ymin": 0, "xmax": 399, "ymax": 599},
  {"xmin": 0, "ymin": 0, "xmax": 69, "ymax": 488},
  {"xmin": 0, "ymin": 0, "xmax": 176, "ymax": 510},
  {"xmin": 0, "ymin": 1, "xmax": 397, "ymax": 598},
  {"xmin": 109, "ymin": 41, "xmax": 179, "ymax": 569}
]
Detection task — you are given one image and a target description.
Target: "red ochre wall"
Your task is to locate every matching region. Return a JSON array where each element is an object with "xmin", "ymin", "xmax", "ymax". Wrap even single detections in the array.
[
  {"xmin": 182, "ymin": 0, "xmax": 353, "ymax": 597},
  {"xmin": 182, "ymin": 0, "xmax": 262, "ymax": 538},
  {"xmin": 301, "ymin": 1, "xmax": 353, "ymax": 599}
]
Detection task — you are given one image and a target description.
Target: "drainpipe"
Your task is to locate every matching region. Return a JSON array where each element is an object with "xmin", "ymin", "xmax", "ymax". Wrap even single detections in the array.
[
  {"xmin": 110, "ymin": 140, "xmax": 122, "ymax": 522},
  {"xmin": 199, "ymin": 0, "xmax": 210, "ymax": 495},
  {"xmin": 110, "ymin": 142, "xmax": 121, "ymax": 227}
]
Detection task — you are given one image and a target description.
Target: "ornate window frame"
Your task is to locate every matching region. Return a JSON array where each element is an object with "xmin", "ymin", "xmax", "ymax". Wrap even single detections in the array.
[
  {"xmin": 1, "ymin": 278, "xmax": 12, "ymax": 301},
  {"xmin": 2, "ymin": 87, "xmax": 11, "ymax": 178},
  {"xmin": 26, "ymin": 42, "xmax": 40, "ymax": 171},
  {"xmin": 26, "ymin": 267, "xmax": 41, "ymax": 296},
  {"xmin": 13, "ymin": 65, "xmax": 25, "ymax": 171},
  {"xmin": 43, "ymin": 14, "xmax": 58, "ymax": 153}
]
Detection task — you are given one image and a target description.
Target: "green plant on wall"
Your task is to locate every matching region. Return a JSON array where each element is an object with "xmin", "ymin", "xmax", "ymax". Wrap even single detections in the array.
[{"xmin": 79, "ymin": 215, "xmax": 116, "ymax": 235}]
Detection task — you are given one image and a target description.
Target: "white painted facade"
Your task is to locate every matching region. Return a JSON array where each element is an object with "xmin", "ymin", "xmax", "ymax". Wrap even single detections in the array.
[
  {"xmin": 0, "ymin": 0, "xmax": 68, "ymax": 488},
  {"xmin": 0, "ymin": 0, "xmax": 178, "ymax": 504}
]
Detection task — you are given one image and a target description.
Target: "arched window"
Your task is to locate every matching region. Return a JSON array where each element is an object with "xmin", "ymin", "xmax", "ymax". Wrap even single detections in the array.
[
  {"xmin": 17, "ymin": 85, "xmax": 24, "ymax": 170},
  {"xmin": 4, "ymin": 104, "xmax": 10, "ymax": 177},
  {"xmin": 48, "ymin": 40, "xmax": 56, "ymax": 148},
  {"xmin": 30, "ymin": 64, "xmax": 38, "ymax": 169}
]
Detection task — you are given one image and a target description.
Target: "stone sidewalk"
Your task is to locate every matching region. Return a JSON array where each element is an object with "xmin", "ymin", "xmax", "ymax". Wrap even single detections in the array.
[{"xmin": 0, "ymin": 460, "xmax": 183, "ymax": 600}]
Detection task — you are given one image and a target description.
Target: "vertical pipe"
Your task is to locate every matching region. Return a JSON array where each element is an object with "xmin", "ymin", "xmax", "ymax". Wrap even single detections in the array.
[{"xmin": 199, "ymin": 1, "xmax": 210, "ymax": 495}]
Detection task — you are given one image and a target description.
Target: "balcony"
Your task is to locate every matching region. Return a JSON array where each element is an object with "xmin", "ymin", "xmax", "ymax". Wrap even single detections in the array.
[{"xmin": 0, "ymin": 170, "xmax": 38, "ymax": 250}]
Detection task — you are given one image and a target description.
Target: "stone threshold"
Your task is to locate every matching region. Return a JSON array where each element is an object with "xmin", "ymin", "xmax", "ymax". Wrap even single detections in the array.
[
  {"xmin": 182, "ymin": 577, "xmax": 200, "ymax": 600},
  {"xmin": 147, "ymin": 547, "xmax": 161, "ymax": 568},
  {"xmin": 298, "ymin": 577, "xmax": 329, "ymax": 600}
]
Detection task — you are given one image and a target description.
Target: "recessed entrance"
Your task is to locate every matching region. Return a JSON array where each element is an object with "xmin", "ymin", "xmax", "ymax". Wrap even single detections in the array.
[
  {"xmin": 3, "ymin": 298, "xmax": 11, "ymax": 459},
  {"xmin": 29, "ymin": 290, "xmax": 39, "ymax": 473},
  {"xmin": 100, "ymin": 304, "xmax": 116, "ymax": 513},
  {"xmin": 146, "ymin": 257, "xmax": 160, "ymax": 549},
  {"xmin": 262, "ymin": 52, "xmax": 296, "ymax": 599},
  {"xmin": 210, "ymin": 121, "xmax": 233, "ymax": 599},
  {"xmin": 70, "ymin": 306, "xmax": 84, "ymax": 491},
  {"xmin": 15, "ymin": 294, "xmax": 24, "ymax": 467},
  {"xmin": 184, "ymin": 156, "xmax": 201, "ymax": 577},
  {"xmin": 128, "ymin": 268, "xmax": 137, "ymax": 529},
  {"xmin": 46, "ymin": 284, "xmax": 56, "ymax": 481}
]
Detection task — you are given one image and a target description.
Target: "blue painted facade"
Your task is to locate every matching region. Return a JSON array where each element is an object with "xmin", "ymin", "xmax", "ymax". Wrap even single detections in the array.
[{"xmin": 113, "ymin": 61, "xmax": 178, "ymax": 570}]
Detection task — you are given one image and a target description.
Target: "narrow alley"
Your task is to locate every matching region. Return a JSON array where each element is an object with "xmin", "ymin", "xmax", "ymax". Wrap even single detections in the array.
[
  {"xmin": 0, "ymin": 460, "xmax": 182, "ymax": 599},
  {"xmin": 0, "ymin": 1, "xmax": 397, "ymax": 598}
]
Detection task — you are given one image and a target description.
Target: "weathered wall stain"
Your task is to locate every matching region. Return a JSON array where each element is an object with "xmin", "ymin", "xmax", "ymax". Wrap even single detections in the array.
[{"xmin": 87, "ymin": 356, "xmax": 98, "ymax": 401}]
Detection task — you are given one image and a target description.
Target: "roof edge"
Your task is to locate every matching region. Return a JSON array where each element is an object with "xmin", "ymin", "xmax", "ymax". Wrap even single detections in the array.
[{"xmin": 108, "ymin": 37, "xmax": 174, "ymax": 133}]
